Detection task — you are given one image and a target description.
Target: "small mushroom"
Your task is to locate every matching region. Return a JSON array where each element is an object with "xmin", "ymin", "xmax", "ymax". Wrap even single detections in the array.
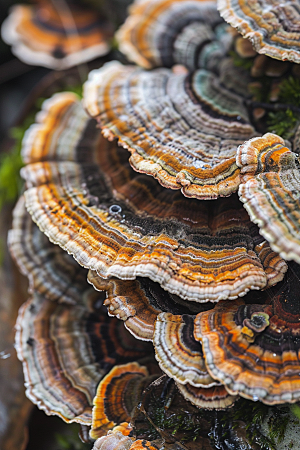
[
  {"xmin": 218, "ymin": 0, "xmax": 300, "ymax": 63},
  {"xmin": 237, "ymin": 132, "xmax": 300, "ymax": 264},
  {"xmin": 92, "ymin": 426, "xmax": 133, "ymax": 450},
  {"xmin": 83, "ymin": 61, "xmax": 257, "ymax": 200},
  {"xmin": 117, "ymin": 0, "xmax": 232, "ymax": 71},
  {"xmin": 22, "ymin": 93, "xmax": 287, "ymax": 303},
  {"xmin": 93, "ymin": 430, "xmax": 133, "ymax": 450},
  {"xmin": 1, "ymin": 1, "xmax": 113, "ymax": 70}
]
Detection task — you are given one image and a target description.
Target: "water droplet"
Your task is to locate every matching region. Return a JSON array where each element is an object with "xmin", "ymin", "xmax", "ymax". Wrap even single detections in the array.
[
  {"xmin": 109, "ymin": 205, "xmax": 122, "ymax": 214},
  {"xmin": 94, "ymin": 298, "xmax": 104, "ymax": 309},
  {"xmin": 237, "ymin": 115, "xmax": 241, "ymax": 121},
  {"xmin": 252, "ymin": 395, "xmax": 259, "ymax": 401},
  {"xmin": 0, "ymin": 350, "xmax": 11, "ymax": 360}
]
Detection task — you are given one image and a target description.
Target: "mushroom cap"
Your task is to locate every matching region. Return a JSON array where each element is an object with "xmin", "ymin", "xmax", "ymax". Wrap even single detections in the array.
[
  {"xmin": 15, "ymin": 291, "xmax": 152, "ymax": 424},
  {"xmin": 91, "ymin": 362, "xmax": 156, "ymax": 439},
  {"xmin": 83, "ymin": 61, "xmax": 257, "ymax": 200},
  {"xmin": 93, "ymin": 430, "xmax": 134, "ymax": 450},
  {"xmin": 88, "ymin": 273, "xmax": 206, "ymax": 341},
  {"xmin": 153, "ymin": 313, "xmax": 216, "ymax": 387},
  {"xmin": 1, "ymin": 3, "xmax": 113, "ymax": 70},
  {"xmin": 22, "ymin": 92, "xmax": 287, "ymax": 302},
  {"xmin": 194, "ymin": 262, "xmax": 300, "ymax": 404},
  {"xmin": 176, "ymin": 382, "xmax": 237, "ymax": 409},
  {"xmin": 117, "ymin": 0, "xmax": 232, "ymax": 71},
  {"xmin": 237, "ymin": 132, "xmax": 300, "ymax": 264},
  {"xmin": 218, "ymin": 0, "xmax": 300, "ymax": 63},
  {"xmin": 8, "ymin": 196, "xmax": 87, "ymax": 304}
]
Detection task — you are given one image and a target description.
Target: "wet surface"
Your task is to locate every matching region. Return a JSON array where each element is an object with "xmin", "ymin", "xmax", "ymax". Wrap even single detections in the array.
[{"xmin": 0, "ymin": 204, "xmax": 32, "ymax": 450}]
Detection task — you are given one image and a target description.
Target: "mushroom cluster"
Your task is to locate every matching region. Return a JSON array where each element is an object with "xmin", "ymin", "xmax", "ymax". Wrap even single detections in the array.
[{"xmin": 7, "ymin": 0, "xmax": 300, "ymax": 447}]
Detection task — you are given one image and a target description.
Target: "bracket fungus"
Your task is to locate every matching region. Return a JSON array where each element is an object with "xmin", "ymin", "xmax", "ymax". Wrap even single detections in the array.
[
  {"xmin": 1, "ymin": 1, "xmax": 113, "ymax": 70},
  {"xmin": 176, "ymin": 382, "xmax": 237, "ymax": 410},
  {"xmin": 11, "ymin": 198, "xmax": 152, "ymax": 424},
  {"xmin": 153, "ymin": 313, "xmax": 215, "ymax": 387},
  {"xmin": 15, "ymin": 290, "xmax": 152, "ymax": 424},
  {"xmin": 9, "ymin": 0, "xmax": 300, "ymax": 442},
  {"xmin": 218, "ymin": 0, "xmax": 300, "ymax": 63},
  {"xmin": 92, "ymin": 429, "xmax": 134, "ymax": 450},
  {"xmin": 237, "ymin": 132, "xmax": 300, "ymax": 264},
  {"xmin": 8, "ymin": 196, "xmax": 87, "ymax": 304},
  {"xmin": 21, "ymin": 92, "xmax": 287, "ymax": 303},
  {"xmin": 194, "ymin": 262, "xmax": 300, "ymax": 405},
  {"xmin": 117, "ymin": 0, "xmax": 232, "ymax": 71},
  {"xmin": 88, "ymin": 273, "xmax": 204, "ymax": 342},
  {"xmin": 91, "ymin": 362, "xmax": 157, "ymax": 439},
  {"xmin": 83, "ymin": 61, "xmax": 257, "ymax": 200}
]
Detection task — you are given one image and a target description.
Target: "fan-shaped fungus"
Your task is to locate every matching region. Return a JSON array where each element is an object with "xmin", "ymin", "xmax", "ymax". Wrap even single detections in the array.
[
  {"xmin": 194, "ymin": 263, "xmax": 300, "ymax": 404},
  {"xmin": 117, "ymin": 0, "xmax": 231, "ymax": 71},
  {"xmin": 91, "ymin": 363, "xmax": 156, "ymax": 439},
  {"xmin": 1, "ymin": 1, "xmax": 113, "ymax": 69},
  {"xmin": 83, "ymin": 61, "xmax": 257, "ymax": 200},
  {"xmin": 218, "ymin": 0, "xmax": 300, "ymax": 63},
  {"xmin": 237, "ymin": 133, "xmax": 300, "ymax": 264},
  {"xmin": 22, "ymin": 93, "xmax": 286, "ymax": 303}
]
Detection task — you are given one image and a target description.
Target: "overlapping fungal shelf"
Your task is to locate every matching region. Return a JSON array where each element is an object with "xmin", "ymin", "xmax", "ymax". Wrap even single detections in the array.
[
  {"xmin": 21, "ymin": 93, "xmax": 286, "ymax": 303},
  {"xmin": 218, "ymin": 0, "xmax": 300, "ymax": 63},
  {"xmin": 7, "ymin": 0, "xmax": 300, "ymax": 448},
  {"xmin": 11, "ymin": 197, "xmax": 153, "ymax": 422},
  {"xmin": 237, "ymin": 133, "xmax": 300, "ymax": 263},
  {"xmin": 195, "ymin": 264, "xmax": 300, "ymax": 405},
  {"xmin": 1, "ymin": 1, "xmax": 113, "ymax": 69},
  {"xmin": 116, "ymin": 0, "xmax": 231, "ymax": 71},
  {"xmin": 83, "ymin": 61, "xmax": 256, "ymax": 200}
]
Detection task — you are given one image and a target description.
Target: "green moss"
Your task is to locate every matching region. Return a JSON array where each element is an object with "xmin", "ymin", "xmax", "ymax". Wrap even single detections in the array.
[
  {"xmin": 226, "ymin": 399, "xmax": 297, "ymax": 450},
  {"xmin": 0, "ymin": 104, "xmax": 40, "ymax": 214},
  {"xmin": 67, "ymin": 84, "xmax": 83, "ymax": 99},
  {"xmin": 266, "ymin": 76, "xmax": 300, "ymax": 138},
  {"xmin": 55, "ymin": 423, "xmax": 90, "ymax": 450},
  {"xmin": 267, "ymin": 76, "xmax": 300, "ymax": 139},
  {"xmin": 135, "ymin": 382, "xmax": 207, "ymax": 443},
  {"xmin": 229, "ymin": 50, "xmax": 254, "ymax": 71},
  {"xmin": 228, "ymin": 399, "xmax": 274, "ymax": 450},
  {"xmin": 0, "ymin": 83, "xmax": 83, "ymax": 212},
  {"xmin": 291, "ymin": 404, "xmax": 300, "ymax": 420},
  {"xmin": 230, "ymin": 48, "xmax": 300, "ymax": 139},
  {"xmin": 278, "ymin": 76, "xmax": 300, "ymax": 106},
  {"xmin": 152, "ymin": 405, "xmax": 204, "ymax": 441},
  {"xmin": 110, "ymin": 36, "xmax": 119, "ymax": 51},
  {"xmin": 267, "ymin": 407, "xmax": 291, "ymax": 444},
  {"xmin": 137, "ymin": 403, "xmax": 205, "ymax": 442},
  {"xmin": 137, "ymin": 391, "xmax": 298, "ymax": 449},
  {"xmin": 267, "ymin": 108, "xmax": 299, "ymax": 139}
]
